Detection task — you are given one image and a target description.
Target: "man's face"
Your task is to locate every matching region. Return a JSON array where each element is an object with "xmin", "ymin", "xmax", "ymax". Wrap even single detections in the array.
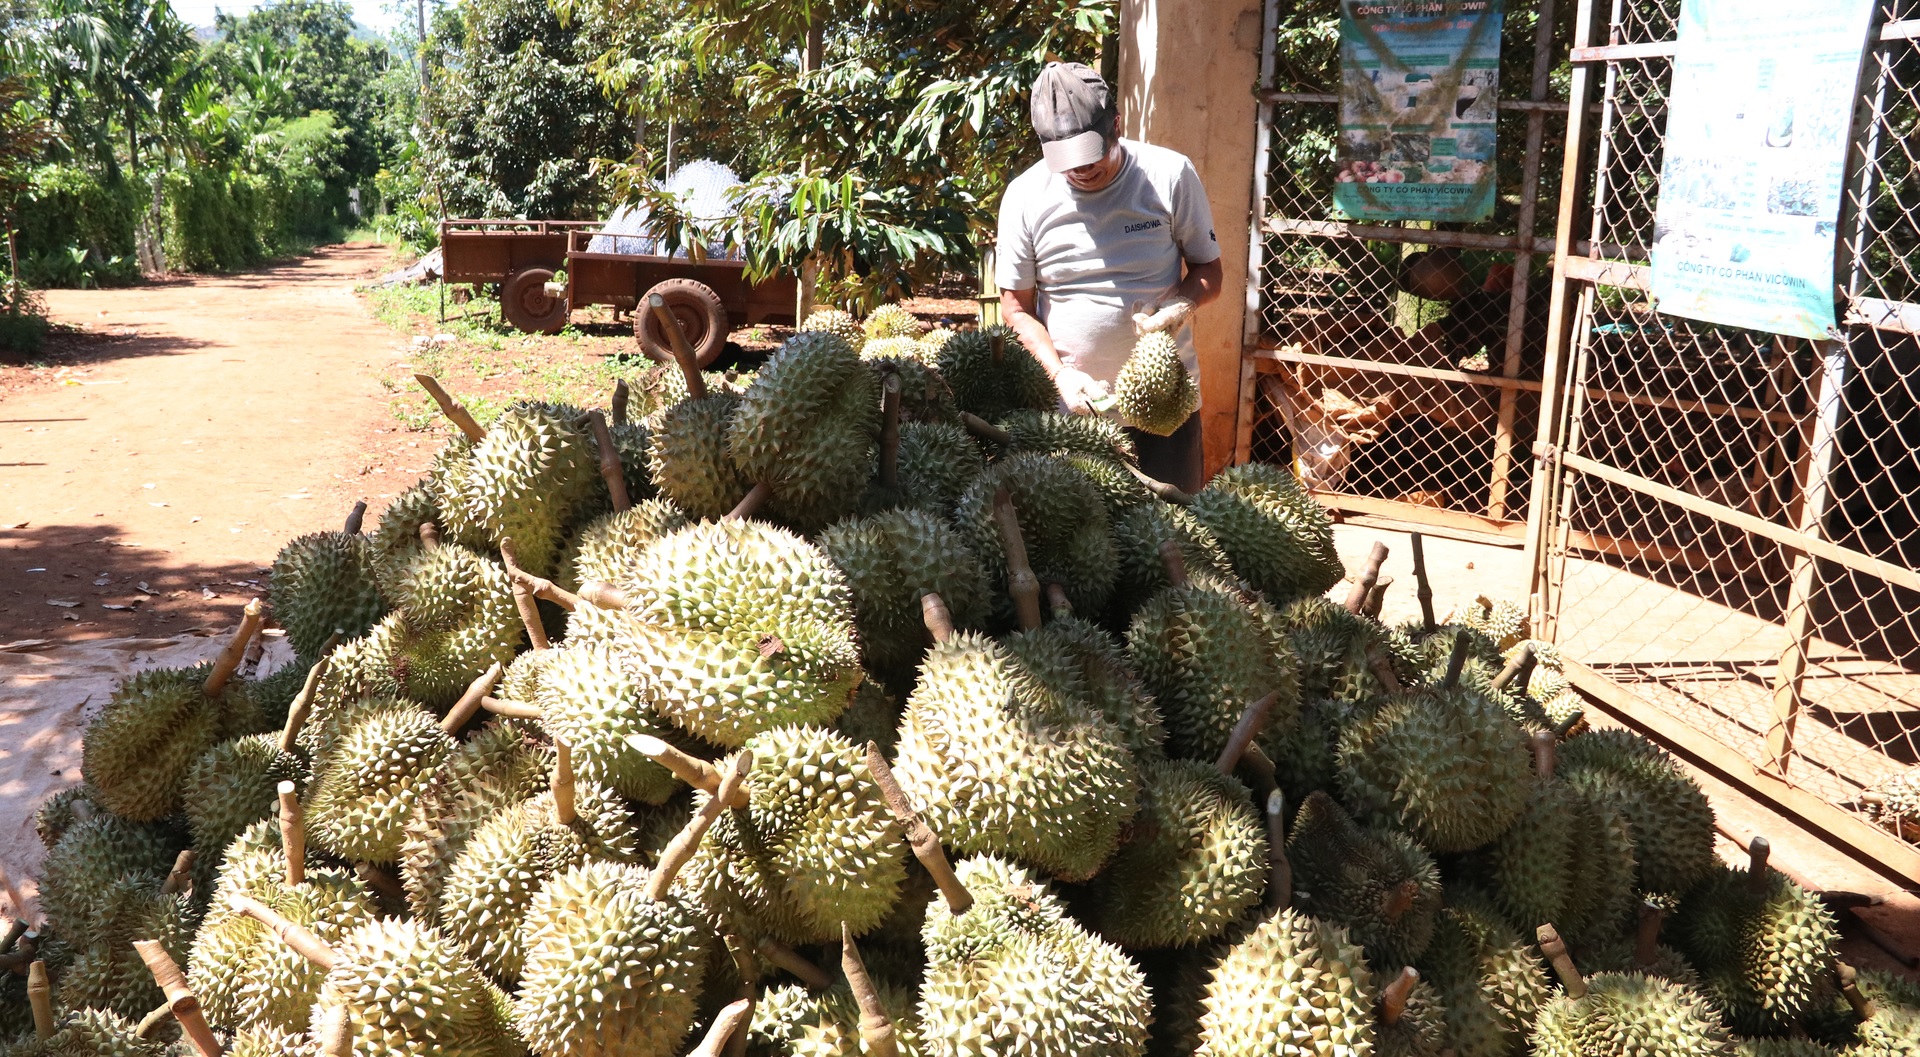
[{"xmin": 1064, "ymin": 140, "xmax": 1124, "ymax": 192}]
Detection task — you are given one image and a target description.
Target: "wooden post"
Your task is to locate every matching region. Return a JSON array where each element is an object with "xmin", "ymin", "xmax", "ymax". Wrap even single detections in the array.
[
  {"xmin": 1768, "ymin": 340, "xmax": 1842, "ymax": 775},
  {"xmin": 866, "ymin": 743, "xmax": 972, "ymax": 913},
  {"xmin": 134, "ymin": 940, "xmax": 223, "ymax": 1057}
]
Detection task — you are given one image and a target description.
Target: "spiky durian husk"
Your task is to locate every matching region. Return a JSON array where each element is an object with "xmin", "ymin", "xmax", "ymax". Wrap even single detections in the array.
[
  {"xmin": 271, "ymin": 531, "xmax": 389, "ymax": 661},
  {"xmin": 33, "ymin": 785, "xmax": 99, "ymax": 850},
  {"xmin": 1414, "ymin": 893, "xmax": 1555, "ymax": 1057},
  {"xmin": 866, "ymin": 355, "xmax": 956, "ymax": 424},
  {"xmin": 1336, "ymin": 684, "xmax": 1531, "ymax": 854},
  {"xmin": 560, "ymin": 497, "xmax": 687, "ymax": 590},
  {"xmin": 1105, "ymin": 502, "xmax": 1234, "ymax": 628},
  {"xmin": 39, "ymin": 813, "xmax": 182, "ymax": 941},
  {"xmin": 1266, "ymin": 695, "xmax": 1356, "ymax": 808},
  {"xmin": 80, "ymin": 664, "xmax": 264, "ymax": 822},
  {"xmin": 1464, "ymin": 777, "xmax": 1638, "ymax": 952},
  {"xmin": 600, "ymin": 519, "xmax": 862, "ymax": 746},
  {"xmin": 424, "ymin": 432, "xmax": 487, "ymax": 549},
  {"xmin": 182, "ymin": 732, "xmax": 308, "ymax": 854},
  {"xmin": 52, "ymin": 875, "xmax": 194, "ymax": 1018},
  {"xmin": 889, "ymin": 421, "xmax": 981, "ymax": 514},
  {"xmin": 189, "ymin": 869, "xmax": 378, "ymax": 1033},
  {"xmin": 1559, "ymin": 729, "xmax": 1716, "ymax": 897},
  {"xmin": 401, "ymin": 721, "xmax": 550, "ymax": 923},
  {"xmin": 1287, "ymin": 791, "xmax": 1441, "ymax": 969},
  {"xmin": 1113, "ymin": 330, "xmax": 1199, "ymax": 436},
  {"xmin": 835, "ymin": 679, "xmax": 903, "ymax": 756},
  {"xmin": 987, "ymin": 409, "xmax": 1136, "ymax": 463},
  {"xmin": 1187, "ymin": 462, "xmax": 1343, "ymax": 604},
  {"xmin": 1531, "ymin": 971, "xmax": 1737, "ymax": 1057},
  {"xmin": 727, "ymin": 330, "xmax": 880, "ymax": 532},
  {"xmin": 1280, "ymin": 595, "xmax": 1417, "ymax": 704},
  {"xmin": 207, "ymin": 817, "xmax": 296, "ymax": 902},
  {"xmin": 955, "ymin": 452, "xmax": 1116, "ymax": 620},
  {"xmin": 372, "ymin": 479, "xmax": 442, "ymax": 597},
  {"xmin": 747, "ymin": 979, "xmax": 925, "ymax": 1057},
  {"xmin": 1128, "ymin": 583, "xmax": 1300, "ymax": 763},
  {"xmin": 317, "ymin": 917, "xmax": 521, "ymax": 1057},
  {"xmin": 1736, "ymin": 1041, "xmax": 1840, "ymax": 1057},
  {"xmin": 919, "ymin": 856, "xmax": 1150, "ymax": 1057},
  {"xmin": 865, "ymin": 303, "xmax": 927, "ymax": 341},
  {"xmin": 937, "ymin": 325, "xmax": 1058, "ymax": 421},
  {"xmin": 800, "ymin": 307, "xmax": 866, "ymax": 352},
  {"xmin": 1672, "ymin": 863, "xmax": 1839, "ymax": 1035},
  {"xmin": 245, "ymin": 659, "xmax": 310, "ymax": 734},
  {"xmin": 1061, "ymin": 451, "xmax": 1156, "ymax": 518},
  {"xmin": 381, "ymin": 543, "xmax": 523, "ymax": 709},
  {"xmin": 1083, "ymin": 760, "xmax": 1266, "ymax": 949},
  {"xmin": 299, "ymin": 622, "xmax": 404, "ymax": 741},
  {"xmin": 1192, "ymin": 907, "xmax": 1374, "ymax": 1057},
  {"xmin": 458, "ymin": 401, "xmax": 602, "ymax": 578},
  {"xmin": 29, "ymin": 1009, "xmax": 166, "ymax": 1057},
  {"xmin": 1373, "ymin": 971, "xmax": 1450, "ymax": 1057},
  {"xmin": 230, "ymin": 1030, "xmax": 319, "ymax": 1057},
  {"xmin": 1454, "ymin": 595, "xmax": 1530, "ymax": 651},
  {"xmin": 515, "ymin": 861, "xmax": 712, "ymax": 1057},
  {"xmin": 862, "ymin": 336, "xmax": 929, "ymax": 364},
  {"xmin": 303, "ymin": 697, "xmax": 456, "ymax": 865},
  {"xmin": 1011, "ymin": 615, "xmax": 1165, "ymax": 761},
  {"xmin": 647, "ymin": 389, "xmax": 750, "ymax": 519},
  {"xmin": 894, "ymin": 634, "xmax": 1139, "ymax": 882},
  {"xmin": 1841, "ymin": 968, "xmax": 1920, "ymax": 1057},
  {"xmin": 819, "ymin": 509, "xmax": 991, "ymax": 678},
  {"xmin": 532, "ymin": 643, "xmax": 680, "ymax": 804}
]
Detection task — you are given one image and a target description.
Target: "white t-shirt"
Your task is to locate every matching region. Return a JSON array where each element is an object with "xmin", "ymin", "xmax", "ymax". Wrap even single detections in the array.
[{"xmin": 995, "ymin": 138, "xmax": 1221, "ymax": 384}]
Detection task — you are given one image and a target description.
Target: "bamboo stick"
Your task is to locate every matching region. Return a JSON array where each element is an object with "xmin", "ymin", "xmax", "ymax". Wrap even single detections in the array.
[
  {"xmin": 920, "ymin": 592, "xmax": 955, "ymax": 644},
  {"xmin": 992, "ymin": 488, "xmax": 1042, "ymax": 631},
  {"xmin": 686, "ymin": 999, "xmax": 753, "ymax": 1057},
  {"xmin": 1216, "ymin": 690, "xmax": 1280, "ymax": 775},
  {"xmin": 625, "ymin": 735, "xmax": 748, "ymax": 808},
  {"xmin": 647, "ymin": 753, "xmax": 752, "ymax": 903},
  {"xmin": 587, "ymin": 410, "xmax": 632, "ymax": 513},
  {"xmin": 343, "ymin": 501, "xmax": 367, "ymax": 536},
  {"xmin": 441, "ymin": 662, "xmax": 503, "ymax": 734},
  {"xmin": 1409, "ymin": 532, "xmax": 1436, "ymax": 633},
  {"xmin": 162, "ymin": 850, "xmax": 196, "ymax": 896},
  {"xmin": 866, "ymin": 743, "xmax": 971, "ymax": 913},
  {"xmin": 1266, "ymin": 790, "xmax": 1291, "ymax": 909},
  {"xmin": 840, "ymin": 924, "xmax": 898, "ymax": 1057},
  {"xmin": 755, "ymin": 937, "xmax": 831, "ymax": 989},
  {"xmin": 649, "ymin": 293, "xmax": 706, "ymax": 398},
  {"xmin": 27, "ymin": 960, "xmax": 52, "ymax": 1039},
  {"xmin": 1379, "ymin": 966, "xmax": 1419, "ymax": 1026},
  {"xmin": 498, "ymin": 538, "xmax": 553, "ymax": 647},
  {"xmin": 552, "ymin": 740, "xmax": 577, "ymax": 826},
  {"xmin": 204, "ymin": 599, "xmax": 266, "ymax": 697},
  {"xmin": 233, "ymin": 896, "xmax": 336, "ymax": 971},
  {"xmin": 279, "ymin": 781, "xmax": 305, "ymax": 887},
  {"xmin": 611, "ymin": 378, "xmax": 630, "ymax": 428},
  {"xmin": 1345, "ymin": 542, "xmax": 1389, "ymax": 615},
  {"xmin": 133, "ymin": 940, "xmax": 222, "ymax": 1057},
  {"xmin": 724, "ymin": 482, "xmax": 773, "ymax": 521},
  {"xmin": 1536, "ymin": 924, "xmax": 1585, "ymax": 997},
  {"xmin": 279, "ymin": 635, "xmax": 339, "ymax": 753}
]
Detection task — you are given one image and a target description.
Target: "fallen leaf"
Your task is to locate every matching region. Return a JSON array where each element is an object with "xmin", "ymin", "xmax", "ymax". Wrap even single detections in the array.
[
  {"xmin": 102, "ymin": 604, "xmax": 132, "ymax": 611},
  {"xmin": 201, "ymin": 587, "xmax": 218, "ymax": 599},
  {"xmin": 46, "ymin": 599, "xmax": 79, "ymax": 608},
  {"xmin": 92, "ymin": 576, "xmax": 111, "ymax": 586},
  {"xmin": 135, "ymin": 582, "xmax": 155, "ymax": 594}
]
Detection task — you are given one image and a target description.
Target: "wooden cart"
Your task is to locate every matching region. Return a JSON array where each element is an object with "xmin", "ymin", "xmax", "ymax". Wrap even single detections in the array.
[{"xmin": 438, "ymin": 219, "xmax": 799, "ymax": 366}]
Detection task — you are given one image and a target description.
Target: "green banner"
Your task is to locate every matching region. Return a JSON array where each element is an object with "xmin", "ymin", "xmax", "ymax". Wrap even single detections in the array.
[{"xmin": 1334, "ymin": 0, "xmax": 1505, "ymax": 223}]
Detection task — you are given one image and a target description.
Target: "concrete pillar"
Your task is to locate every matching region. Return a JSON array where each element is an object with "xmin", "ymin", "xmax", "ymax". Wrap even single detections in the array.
[{"xmin": 1118, "ymin": 0, "xmax": 1265, "ymax": 475}]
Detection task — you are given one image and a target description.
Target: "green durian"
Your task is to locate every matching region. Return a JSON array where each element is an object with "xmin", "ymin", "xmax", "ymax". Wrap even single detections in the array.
[
  {"xmin": 229, "ymin": 1030, "xmax": 319, "ymax": 1057},
  {"xmin": 531, "ymin": 643, "xmax": 681, "ymax": 804},
  {"xmin": 1373, "ymin": 969, "xmax": 1450, "ymax": 1057},
  {"xmin": 1281, "ymin": 595, "xmax": 1417, "ymax": 704},
  {"xmin": 245, "ymin": 659, "xmax": 311, "ymax": 734},
  {"xmin": 1188, "ymin": 462, "xmax": 1343, "ymax": 603},
  {"xmin": 29, "ymin": 1010, "xmax": 166, "ymax": 1057},
  {"xmin": 51, "ymin": 875, "xmax": 194, "ymax": 1018},
  {"xmin": 991, "ymin": 409, "xmax": 1137, "ymax": 463},
  {"xmin": 1288, "ymin": 790, "xmax": 1441, "ymax": 968},
  {"xmin": 836, "ymin": 679, "xmax": 904, "ymax": 758},
  {"xmin": 1193, "ymin": 907, "xmax": 1376, "ymax": 1057},
  {"xmin": 80, "ymin": 663, "xmax": 264, "ymax": 822},
  {"xmin": 1113, "ymin": 330, "xmax": 1199, "ymax": 436},
  {"xmin": 1672, "ymin": 862, "xmax": 1839, "ymax": 1035},
  {"xmin": 862, "ymin": 335, "xmax": 929, "ymax": 363},
  {"xmin": 799, "ymin": 307, "xmax": 866, "ymax": 352},
  {"xmin": 1463, "ymin": 773, "xmax": 1638, "ymax": 951},
  {"xmin": 1337, "ymin": 683, "xmax": 1531, "ymax": 853},
  {"xmin": 189, "ymin": 867, "xmax": 379, "ymax": 1034},
  {"xmin": 371, "ymin": 479, "xmax": 441, "ymax": 597},
  {"xmin": 648, "ymin": 388, "xmax": 750, "ymax": 519},
  {"xmin": 270, "ymin": 530, "xmax": 389, "ymax": 661},
  {"xmin": 33, "ymin": 785, "xmax": 99, "ymax": 850},
  {"xmin": 423, "ymin": 432, "xmax": 486, "ymax": 549},
  {"xmin": 561, "ymin": 497, "xmax": 687, "ymax": 590},
  {"xmin": 401, "ymin": 720, "xmax": 551, "ymax": 923},
  {"xmin": 1531, "ymin": 971, "xmax": 1737, "ymax": 1057},
  {"xmin": 1843, "ymin": 968, "xmax": 1920, "ymax": 1057},
  {"xmin": 747, "ymin": 978, "xmax": 924, "ymax": 1057},
  {"xmin": 380, "ymin": 542, "xmax": 523, "ymax": 709},
  {"xmin": 866, "ymin": 355, "xmax": 955, "ymax": 424},
  {"xmin": 38, "ymin": 812, "xmax": 182, "ymax": 941},
  {"xmin": 1414, "ymin": 893, "xmax": 1555, "ymax": 1057},
  {"xmin": 955, "ymin": 452, "xmax": 1117, "ymax": 619},
  {"xmin": 1560, "ymin": 729, "xmax": 1716, "ymax": 897},
  {"xmin": 1011, "ymin": 613, "xmax": 1165, "ymax": 761},
  {"xmin": 1105, "ymin": 501, "xmax": 1234, "ymax": 628},
  {"xmin": 819, "ymin": 509, "xmax": 991, "ymax": 678},
  {"xmin": 728, "ymin": 330, "xmax": 880, "ymax": 532},
  {"xmin": 865, "ymin": 303, "xmax": 926, "ymax": 341},
  {"xmin": 303, "ymin": 696, "xmax": 456, "ymax": 865},
  {"xmin": 314, "ymin": 917, "xmax": 522, "ymax": 1057},
  {"xmin": 891, "ymin": 421, "xmax": 981, "ymax": 513},
  {"xmin": 182, "ymin": 733, "xmax": 308, "ymax": 855},
  {"xmin": 1082, "ymin": 759, "xmax": 1268, "ymax": 949},
  {"xmin": 458, "ymin": 401, "xmax": 602, "ymax": 577},
  {"xmin": 936, "ymin": 325, "xmax": 1058, "ymax": 420},
  {"xmin": 1737, "ymin": 1042, "xmax": 1840, "ymax": 1057},
  {"xmin": 1128, "ymin": 581, "xmax": 1300, "ymax": 763}
]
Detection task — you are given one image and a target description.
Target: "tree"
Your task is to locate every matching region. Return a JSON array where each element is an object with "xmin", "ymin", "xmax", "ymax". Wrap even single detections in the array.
[{"xmin": 209, "ymin": 0, "xmax": 393, "ymax": 181}]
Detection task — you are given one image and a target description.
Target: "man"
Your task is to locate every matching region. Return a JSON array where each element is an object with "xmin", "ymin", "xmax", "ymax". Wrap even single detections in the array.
[{"xmin": 996, "ymin": 61, "xmax": 1224, "ymax": 493}]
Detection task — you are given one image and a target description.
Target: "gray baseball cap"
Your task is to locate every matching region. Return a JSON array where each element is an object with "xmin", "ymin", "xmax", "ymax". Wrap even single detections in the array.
[{"xmin": 1030, "ymin": 61, "xmax": 1115, "ymax": 173}]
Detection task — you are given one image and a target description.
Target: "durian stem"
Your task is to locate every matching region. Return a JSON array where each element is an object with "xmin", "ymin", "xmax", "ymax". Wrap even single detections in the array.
[
  {"xmin": 1552, "ymin": 710, "xmax": 1587, "ymax": 740},
  {"xmin": 1746, "ymin": 836, "xmax": 1771, "ymax": 890},
  {"xmin": 578, "ymin": 580, "xmax": 629, "ymax": 609},
  {"xmin": 1409, "ymin": 532, "xmax": 1436, "ymax": 633},
  {"xmin": 0, "ymin": 932, "xmax": 40, "ymax": 974},
  {"xmin": 611, "ymin": 378, "xmax": 630, "ymax": 428},
  {"xmin": 553, "ymin": 740, "xmax": 577, "ymax": 826},
  {"xmin": 1215, "ymin": 690, "xmax": 1279, "ymax": 776},
  {"xmin": 992, "ymin": 488, "xmax": 1043, "ymax": 631},
  {"xmin": 1535, "ymin": 924, "xmax": 1586, "ymax": 998},
  {"xmin": 162, "ymin": 849, "xmax": 195, "ymax": 896},
  {"xmin": 1633, "ymin": 901, "xmax": 1664, "ymax": 968},
  {"xmin": 866, "ymin": 742, "xmax": 972, "ymax": 914},
  {"xmin": 233, "ymin": 895, "xmax": 336, "ymax": 971},
  {"xmin": 878, "ymin": 373, "xmax": 901, "ymax": 491},
  {"xmin": 587, "ymin": 410, "xmax": 632, "ymax": 513},
  {"xmin": 498, "ymin": 537, "xmax": 554, "ymax": 648},
  {"xmin": 1490, "ymin": 643, "xmax": 1535, "ymax": 694},
  {"xmin": 1123, "ymin": 458, "xmax": 1192, "ymax": 505},
  {"xmin": 278, "ymin": 781, "xmax": 305, "ymax": 886},
  {"xmin": 343, "ymin": 500, "xmax": 367, "ymax": 535},
  {"xmin": 26, "ymin": 960, "xmax": 51, "ymax": 1040},
  {"xmin": 204, "ymin": 598, "xmax": 266, "ymax": 697},
  {"xmin": 1380, "ymin": 879, "xmax": 1418, "ymax": 923},
  {"xmin": 441, "ymin": 662, "xmax": 503, "ymax": 734},
  {"xmin": 1837, "ymin": 962, "xmax": 1876, "ymax": 1021},
  {"xmin": 0, "ymin": 919, "xmax": 26, "ymax": 955},
  {"xmin": 990, "ymin": 330, "xmax": 1005, "ymax": 364},
  {"xmin": 1240, "ymin": 744, "xmax": 1279, "ymax": 799},
  {"xmin": 1345, "ymin": 542, "xmax": 1389, "ymax": 615},
  {"xmin": 723, "ymin": 936, "xmax": 757, "ymax": 1057},
  {"xmin": 649, "ymin": 293, "xmax": 707, "ymax": 399},
  {"xmin": 755, "ymin": 937, "xmax": 831, "ymax": 989},
  {"xmin": 1265, "ymin": 790, "xmax": 1292, "ymax": 909},
  {"xmin": 1441, "ymin": 628, "xmax": 1472, "ymax": 690},
  {"xmin": 134, "ymin": 1002, "xmax": 172, "ymax": 1039},
  {"xmin": 1364, "ymin": 576, "xmax": 1391, "ymax": 619},
  {"xmin": 724, "ymin": 481, "xmax": 772, "ymax": 521},
  {"xmin": 1158, "ymin": 539, "xmax": 1190, "ymax": 588},
  {"xmin": 919, "ymin": 592, "xmax": 955, "ymax": 643},
  {"xmin": 1368, "ymin": 646, "xmax": 1406, "ymax": 694},
  {"xmin": 278, "ymin": 632, "xmax": 338, "ymax": 754},
  {"xmin": 418, "ymin": 521, "xmax": 441, "ymax": 548},
  {"xmin": 1044, "ymin": 582, "xmax": 1072, "ymax": 618},
  {"xmin": 840, "ymin": 924, "xmax": 898, "ymax": 1057},
  {"xmin": 1379, "ymin": 966, "xmax": 1419, "ymax": 1026},
  {"xmin": 1529, "ymin": 731, "xmax": 1557, "ymax": 781},
  {"xmin": 133, "ymin": 940, "xmax": 223, "ymax": 1057},
  {"xmin": 316, "ymin": 1005, "xmax": 352, "ymax": 1057},
  {"xmin": 480, "ymin": 696, "xmax": 542, "ymax": 720},
  {"xmin": 686, "ymin": 998, "xmax": 753, "ymax": 1057},
  {"xmin": 625, "ymin": 734, "xmax": 749, "ymax": 807},
  {"xmin": 355, "ymin": 863, "xmax": 406, "ymax": 903},
  {"xmin": 414, "ymin": 374, "xmax": 487, "ymax": 441},
  {"xmin": 647, "ymin": 752, "xmax": 752, "ymax": 902},
  {"xmin": 959, "ymin": 412, "xmax": 1011, "ymax": 446}
]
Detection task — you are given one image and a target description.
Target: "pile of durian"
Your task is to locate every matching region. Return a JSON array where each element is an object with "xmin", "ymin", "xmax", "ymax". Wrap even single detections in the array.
[{"xmin": 6, "ymin": 301, "xmax": 1917, "ymax": 1057}]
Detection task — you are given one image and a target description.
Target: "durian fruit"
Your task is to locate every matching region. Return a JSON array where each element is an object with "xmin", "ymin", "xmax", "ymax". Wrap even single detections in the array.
[
  {"xmin": 1081, "ymin": 759, "xmax": 1268, "ymax": 949},
  {"xmin": 456, "ymin": 401, "xmax": 602, "ymax": 578},
  {"xmin": 25, "ymin": 1009, "xmax": 168, "ymax": 1057},
  {"xmin": 302, "ymin": 696, "xmax": 457, "ymax": 865},
  {"xmin": 38, "ymin": 810, "xmax": 182, "ymax": 944},
  {"xmin": 728, "ymin": 330, "xmax": 880, "ymax": 531},
  {"xmin": 1559, "ymin": 729, "xmax": 1716, "ymax": 897},
  {"xmin": 1531, "ymin": 970, "xmax": 1737, "ymax": 1057},
  {"xmin": 955, "ymin": 453, "xmax": 1117, "ymax": 619},
  {"xmin": 746, "ymin": 977, "xmax": 923, "ymax": 1057},
  {"xmin": 1193, "ymin": 907, "xmax": 1376, "ymax": 1057},
  {"xmin": 229, "ymin": 1029, "xmax": 320, "ymax": 1057},
  {"xmin": 678, "ymin": 726, "xmax": 908, "ymax": 944},
  {"xmin": 51, "ymin": 873, "xmax": 194, "ymax": 1018},
  {"xmin": 866, "ymin": 355, "xmax": 955, "ymax": 424},
  {"xmin": 373, "ymin": 479, "xmax": 443, "ymax": 595},
  {"xmin": 937, "ymin": 325, "xmax": 1059, "ymax": 420},
  {"xmin": 423, "ymin": 432, "xmax": 487, "ymax": 549},
  {"xmin": 647, "ymin": 384, "xmax": 751, "ymax": 520},
  {"xmin": 892, "ymin": 421, "xmax": 980, "ymax": 513},
  {"xmin": 1011, "ymin": 610, "xmax": 1165, "ymax": 761},
  {"xmin": 33, "ymin": 785, "xmax": 100, "ymax": 850},
  {"xmin": 990, "ymin": 410, "xmax": 1136, "ymax": 462},
  {"xmin": 81, "ymin": 646, "xmax": 265, "ymax": 822},
  {"xmin": 1128, "ymin": 574, "xmax": 1301, "ymax": 763},
  {"xmin": 1267, "ymin": 695, "xmax": 1359, "ymax": 808},
  {"xmin": 865, "ymin": 303, "xmax": 927, "ymax": 342},
  {"xmin": 182, "ymin": 732, "xmax": 308, "ymax": 856},
  {"xmin": 1841, "ymin": 967, "xmax": 1920, "ymax": 1057},
  {"xmin": 862, "ymin": 335, "xmax": 928, "ymax": 363},
  {"xmin": 919, "ymin": 855, "xmax": 1151, "ymax": 1057},
  {"xmin": 1672, "ymin": 856, "xmax": 1840, "ymax": 1036},
  {"xmin": 270, "ymin": 527, "xmax": 389, "ymax": 662},
  {"xmin": 378, "ymin": 541, "xmax": 523, "ymax": 709},
  {"xmin": 819, "ymin": 509, "xmax": 991, "ymax": 680},
  {"xmin": 1336, "ymin": 675, "xmax": 1531, "ymax": 854},
  {"xmin": 245, "ymin": 659, "xmax": 311, "ymax": 734},
  {"xmin": 1282, "ymin": 595, "xmax": 1417, "ymax": 705},
  {"xmin": 800, "ymin": 306, "xmax": 866, "ymax": 352},
  {"xmin": 1106, "ymin": 502, "xmax": 1234, "ymax": 628},
  {"xmin": 560, "ymin": 496, "xmax": 687, "ymax": 590},
  {"xmin": 1736, "ymin": 1041, "xmax": 1840, "ymax": 1057},
  {"xmin": 1288, "ymin": 791, "xmax": 1441, "ymax": 968},
  {"xmin": 401, "ymin": 719, "xmax": 551, "ymax": 924},
  {"xmin": 285, "ymin": 916, "xmax": 521, "ymax": 1057},
  {"xmin": 1188, "ymin": 462, "xmax": 1344, "ymax": 603},
  {"xmin": 1414, "ymin": 893, "xmax": 1555, "ymax": 1057},
  {"xmin": 529, "ymin": 643, "xmax": 681, "ymax": 804},
  {"xmin": 894, "ymin": 610, "xmax": 1138, "ymax": 882},
  {"xmin": 1113, "ymin": 330, "xmax": 1200, "ymax": 436},
  {"xmin": 597, "ymin": 519, "xmax": 863, "ymax": 746},
  {"xmin": 919, "ymin": 327, "xmax": 956, "ymax": 360}
]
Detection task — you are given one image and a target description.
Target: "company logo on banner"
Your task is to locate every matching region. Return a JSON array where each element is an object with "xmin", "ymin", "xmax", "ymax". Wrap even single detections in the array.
[
  {"xmin": 1649, "ymin": 0, "xmax": 1876, "ymax": 340},
  {"xmin": 1334, "ymin": 0, "xmax": 1505, "ymax": 223}
]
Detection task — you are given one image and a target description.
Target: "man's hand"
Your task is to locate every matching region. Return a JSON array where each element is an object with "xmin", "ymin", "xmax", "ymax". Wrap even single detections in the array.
[
  {"xmin": 1052, "ymin": 366, "xmax": 1110, "ymax": 416},
  {"xmin": 1131, "ymin": 296, "xmax": 1197, "ymax": 336}
]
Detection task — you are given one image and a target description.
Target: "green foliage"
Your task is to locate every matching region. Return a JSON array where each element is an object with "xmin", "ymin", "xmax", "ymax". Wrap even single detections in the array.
[
  {"xmin": 209, "ymin": 0, "xmax": 396, "ymax": 181},
  {"xmin": 14, "ymin": 164, "xmax": 141, "ymax": 286}
]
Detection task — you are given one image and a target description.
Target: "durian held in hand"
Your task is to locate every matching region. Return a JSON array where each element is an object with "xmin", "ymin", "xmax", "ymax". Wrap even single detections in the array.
[{"xmin": 1106, "ymin": 297, "xmax": 1200, "ymax": 435}]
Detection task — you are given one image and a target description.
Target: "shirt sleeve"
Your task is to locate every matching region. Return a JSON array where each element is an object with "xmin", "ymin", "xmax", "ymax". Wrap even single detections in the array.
[
  {"xmin": 1171, "ymin": 158, "xmax": 1222, "ymax": 266},
  {"xmin": 994, "ymin": 177, "xmax": 1037, "ymax": 291}
]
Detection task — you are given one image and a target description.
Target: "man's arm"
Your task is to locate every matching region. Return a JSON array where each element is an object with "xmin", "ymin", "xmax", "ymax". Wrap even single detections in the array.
[
  {"xmin": 1177, "ymin": 257, "xmax": 1224, "ymax": 309},
  {"xmin": 1000, "ymin": 286, "xmax": 1067, "ymax": 377}
]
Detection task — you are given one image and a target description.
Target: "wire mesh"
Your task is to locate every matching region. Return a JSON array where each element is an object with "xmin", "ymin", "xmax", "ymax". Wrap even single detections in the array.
[{"xmin": 1540, "ymin": 0, "xmax": 1920, "ymax": 868}]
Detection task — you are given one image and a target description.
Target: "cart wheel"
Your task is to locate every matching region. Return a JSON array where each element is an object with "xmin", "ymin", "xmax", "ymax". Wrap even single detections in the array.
[
  {"xmin": 635, "ymin": 278, "xmax": 728, "ymax": 368},
  {"xmin": 503, "ymin": 267, "xmax": 569, "ymax": 334}
]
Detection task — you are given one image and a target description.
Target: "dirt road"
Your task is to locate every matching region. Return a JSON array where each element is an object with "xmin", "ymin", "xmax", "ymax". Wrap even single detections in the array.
[{"xmin": 0, "ymin": 244, "xmax": 425, "ymax": 642}]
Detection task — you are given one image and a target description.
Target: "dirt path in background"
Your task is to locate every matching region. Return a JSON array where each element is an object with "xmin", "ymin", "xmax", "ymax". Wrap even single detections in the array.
[{"xmin": 0, "ymin": 244, "xmax": 419, "ymax": 642}]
